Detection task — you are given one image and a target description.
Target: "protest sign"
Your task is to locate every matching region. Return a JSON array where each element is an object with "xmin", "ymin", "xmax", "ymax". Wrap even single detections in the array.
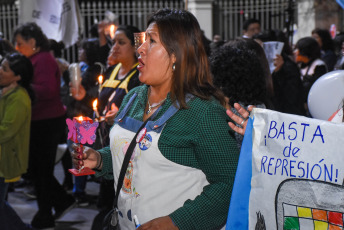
[
  {"xmin": 263, "ymin": 42, "xmax": 284, "ymax": 73},
  {"xmin": 227, "ymin": 108, "xmax": 344, "ymax": 229}
]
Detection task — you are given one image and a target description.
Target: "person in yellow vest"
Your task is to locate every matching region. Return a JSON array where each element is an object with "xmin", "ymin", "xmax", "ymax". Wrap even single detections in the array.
[
  {"xmin": 97, "ymin": 25, "xmax": 141, "ymax": 148},
  {"xmin": 0, "ymin": 53, "xmax": 35, "ymax": 229},
  {"xmin": 91, "ymin": 25, "xmax": 141, "ymax": 230}
]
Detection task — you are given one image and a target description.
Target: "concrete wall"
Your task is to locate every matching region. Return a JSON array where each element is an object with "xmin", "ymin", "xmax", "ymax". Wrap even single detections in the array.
[
  {"xmin": 295, "ymin": 0, "xmax": 341, "ymax": 44},
  {"xmin": 294, "ymin": 0, "xmax": 316, "ymax": 43},
  {"xmin": 187, "ymin": 0, "xmax": 213, "ymax": 40}
]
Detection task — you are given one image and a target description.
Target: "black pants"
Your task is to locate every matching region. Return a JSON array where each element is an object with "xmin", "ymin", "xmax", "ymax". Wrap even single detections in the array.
[{"xmin": 29, "ymin": 116, "xmax": 71, "ymax": 217}]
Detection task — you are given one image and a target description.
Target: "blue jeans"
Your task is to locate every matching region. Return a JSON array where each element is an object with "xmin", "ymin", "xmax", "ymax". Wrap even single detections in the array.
[{"xmin": 0, "ymin": 177, "xmax": 30, "ymax": 230}]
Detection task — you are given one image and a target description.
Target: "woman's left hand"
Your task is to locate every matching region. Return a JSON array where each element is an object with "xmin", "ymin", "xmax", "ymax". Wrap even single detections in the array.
[
  {"xmin": 105, "ymin": 103, "xmax": 119, "ymax": 125},
  {"xmin": 137, "ymin": 216, "xmax": 179, "ymax": 230},
  {"xmin": 226, "ymin": 103, "xmax": 253, "ymax": 136}
]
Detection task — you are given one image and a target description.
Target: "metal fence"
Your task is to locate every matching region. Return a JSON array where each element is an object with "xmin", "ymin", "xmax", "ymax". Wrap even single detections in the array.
[
  {"xmin": 80, "ymin": 0, "xmax": 185, "ymax": 38},
  {"xmin": 0, "ymin": 3, "xmax": 18, "ymax": 43},
  {"xmin": 213, "ymin": 0, "xmax": 296, "ymax": 42},
  {"xmin": 67, "ymin": 0, "xmax": 185, "ymax": 63},
  {"xmin": 0, "ymin": 0, "xmax": 293, "ymax": 62}
]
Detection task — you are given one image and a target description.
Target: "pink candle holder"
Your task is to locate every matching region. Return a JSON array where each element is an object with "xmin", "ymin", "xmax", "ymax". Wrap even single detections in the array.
[{"xmin": 66, "ymin": 116, "xmax": 99, "ymax": 176}]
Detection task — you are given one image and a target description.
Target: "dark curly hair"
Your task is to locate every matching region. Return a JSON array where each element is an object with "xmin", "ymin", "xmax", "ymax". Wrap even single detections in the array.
[{"xmin": 210, "ymin": 39, "xmax": 267, "ymax": 107}]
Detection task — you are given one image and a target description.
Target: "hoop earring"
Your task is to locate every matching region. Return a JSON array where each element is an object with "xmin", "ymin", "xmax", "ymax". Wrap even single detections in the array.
[
  {"xmin": 33, "ymin": 47, "xmax": 36, "ymax": 51},
  {"xmin": 172, "ymin": 63, "xmax": 176, "ymax": 72}
]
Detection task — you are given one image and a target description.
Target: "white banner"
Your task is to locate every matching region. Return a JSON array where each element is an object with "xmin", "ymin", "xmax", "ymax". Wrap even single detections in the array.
[
  {"xmin": 227, "ymin": 108, "xmax": 344, "ymax": 229},
  {"xmin": 18, "ymin": 0, "xmax": 83, "ymax": 48}
]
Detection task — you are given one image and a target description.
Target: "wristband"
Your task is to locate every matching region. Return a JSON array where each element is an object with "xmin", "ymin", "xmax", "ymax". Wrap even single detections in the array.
[{"xmin": 95, "ymin": 151, "xmax": 103, "ymax": 170}]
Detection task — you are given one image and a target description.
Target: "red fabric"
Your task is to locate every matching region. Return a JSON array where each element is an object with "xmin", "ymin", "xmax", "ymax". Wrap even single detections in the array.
[{"xmin": 30, "ymin": 51, "xmax": 66, "ymax": 120}]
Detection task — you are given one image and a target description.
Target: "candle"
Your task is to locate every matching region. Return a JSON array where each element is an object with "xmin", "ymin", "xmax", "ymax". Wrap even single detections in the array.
[
  {"xmin": 98, "ymin": 75, "xmax": 103, "ymax": 93},
  {"xmin": 93, "ymin": 99, "xmax": 100, "ymax": 118},
  {"xmin": 109, "ymin": 24, "xmax": 116, "ymax": 39},
  {"xmin": 98, "ymin": 75, "xmax": 103, "ymax": 85}
]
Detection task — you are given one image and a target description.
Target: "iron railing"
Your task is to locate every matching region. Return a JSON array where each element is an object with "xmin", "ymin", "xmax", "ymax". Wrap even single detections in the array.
[{"xmin": 0, "ymin": 0, "xmax": 294, "ymax": 62}]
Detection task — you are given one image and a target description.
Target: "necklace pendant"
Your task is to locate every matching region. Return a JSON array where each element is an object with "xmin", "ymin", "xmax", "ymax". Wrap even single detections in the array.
[{"xmin": 146, "ymin": 106, "xmax": 151, "ymax": 115}]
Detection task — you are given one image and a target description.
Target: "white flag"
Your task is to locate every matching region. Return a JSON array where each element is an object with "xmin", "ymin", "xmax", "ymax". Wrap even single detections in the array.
[{"xmin": 18, "ymin": 0, "xmax": 83, "ymax": 48}]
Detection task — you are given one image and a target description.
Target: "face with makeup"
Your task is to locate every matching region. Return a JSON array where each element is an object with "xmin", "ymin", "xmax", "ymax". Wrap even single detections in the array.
[{"xmin": 136, "ymin": 22, "xmax": 175, "ymax": 90}]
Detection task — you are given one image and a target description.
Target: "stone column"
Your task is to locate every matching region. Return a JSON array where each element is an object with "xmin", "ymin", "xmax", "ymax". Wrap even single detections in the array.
[
  {"xmin": 187, "ymin": 0, "xmax": 213, "ymax": 40},
  {"xmin": 294, "ymin": 0, "xmax": 315, "ymax": 43}
]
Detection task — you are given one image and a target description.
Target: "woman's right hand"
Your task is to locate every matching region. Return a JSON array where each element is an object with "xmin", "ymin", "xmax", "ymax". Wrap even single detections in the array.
[
  {"xmin": 71, "ymin": 144, "xmax": 102, "ymax": 170},
  {"xmin": 273, "ymin": 54, "xmax": 284, "ymax": 72}
]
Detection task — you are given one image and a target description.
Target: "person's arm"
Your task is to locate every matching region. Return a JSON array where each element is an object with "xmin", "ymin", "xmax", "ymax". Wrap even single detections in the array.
[
  {"xmin": 168, "ymin": 103, "xmax": 240, "ymax": 230},
  {"xmin": 98, "ymin": 21, "xmax": 108, "ymax": 47},
  {"xmin": 0, "ymin": 92, "xmax": 30, "ymax": 143}
]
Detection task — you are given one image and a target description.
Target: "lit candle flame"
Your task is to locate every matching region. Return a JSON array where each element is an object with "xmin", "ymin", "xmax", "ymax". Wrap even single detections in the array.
[
  {"xmin": 78, "ymin": 116, "xmax": 83, "ymax": 121},
  {"xmin": 93, "ymin": 99, "xmax": 98, "ymax": 110},
  {"xmin": 109, "ymin": 24, "xmax": 116, "ymax": 39},
  {"xmin": 93, "ymin": 99, "xmax": 100, "ymax": 118},
  {"xmin": 98, "ymin": 75, "xmax": 103, "ymax": 85}
]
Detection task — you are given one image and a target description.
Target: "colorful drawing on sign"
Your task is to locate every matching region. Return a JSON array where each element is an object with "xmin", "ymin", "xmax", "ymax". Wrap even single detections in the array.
[{"xmin": 226, "ymin": 108, "xmax": 344, "ymax": 230}]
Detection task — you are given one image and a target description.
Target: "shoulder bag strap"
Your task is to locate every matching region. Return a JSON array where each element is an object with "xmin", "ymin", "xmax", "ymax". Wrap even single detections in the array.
[{"xmin": 113, "ymin": 119, "xmax": 148, "ymax": 208}]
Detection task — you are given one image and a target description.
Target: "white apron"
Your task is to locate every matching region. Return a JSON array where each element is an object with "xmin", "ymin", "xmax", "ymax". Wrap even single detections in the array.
[{"xmin": 109, "ymin": 93, "xmax": 210, "ymax": 230}]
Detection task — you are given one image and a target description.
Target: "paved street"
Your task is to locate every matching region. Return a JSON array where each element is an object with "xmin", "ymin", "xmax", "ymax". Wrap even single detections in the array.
[{"xmin": 8, "ymin": 161, "xmax": 101, "ymax": 230}]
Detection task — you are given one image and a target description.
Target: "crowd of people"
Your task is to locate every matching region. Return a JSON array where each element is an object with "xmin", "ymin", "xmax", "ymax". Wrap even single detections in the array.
[{"xmin": 0, "ymin": 7, "xmax": 343, "ymax": 230}]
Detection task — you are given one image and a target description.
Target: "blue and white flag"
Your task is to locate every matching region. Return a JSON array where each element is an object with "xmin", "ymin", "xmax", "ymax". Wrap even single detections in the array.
[{"xmin": 227, "ymin": 108, "xmax": 344, "ymax": 229}]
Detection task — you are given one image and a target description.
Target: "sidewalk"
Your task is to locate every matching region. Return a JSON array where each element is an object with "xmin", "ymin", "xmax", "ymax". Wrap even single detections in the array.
[{"xmin": 8, "ymin": 162, "xmax": 101, "ymax": 230}]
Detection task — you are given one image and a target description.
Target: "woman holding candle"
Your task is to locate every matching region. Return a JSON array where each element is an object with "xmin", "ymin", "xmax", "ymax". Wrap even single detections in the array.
[
  {"xmin": 0, "ymin": 53, "xmax": 35, "ymax": 229},
  {"xmin": 97, "ymin": 25, "xmax": 141, "ymax": 148},
  {"xmin": 73, "ymin": 9, "xmax": 239, "ymax": 230},
  {"xmin": 92, "ymin": 25, "xmax": 141, "ymax": 230},
  {"xmin": 14, "ymin": 22, "xmax": 76, "ymax": 229}
]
